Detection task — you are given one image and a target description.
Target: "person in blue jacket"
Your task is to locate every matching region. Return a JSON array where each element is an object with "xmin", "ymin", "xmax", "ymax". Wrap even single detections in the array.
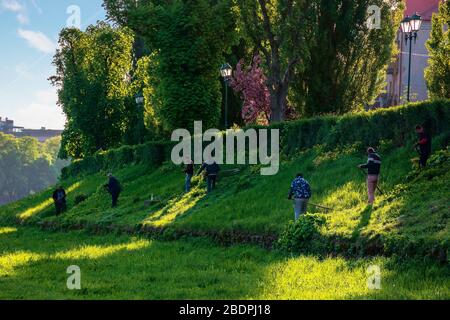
[{"xmin": 288, "ymin": 173, "xmax": 312, "ymax": 220}]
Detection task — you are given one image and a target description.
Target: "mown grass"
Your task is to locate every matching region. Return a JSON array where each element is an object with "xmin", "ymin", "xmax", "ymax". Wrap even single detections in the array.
[
  {"xmin": 1, "ymin": 137, "xmax": 447, "ymax": 249},
  {"xmin": 0, "ymin": 226, "xmax": 448, "ymax": 300}
]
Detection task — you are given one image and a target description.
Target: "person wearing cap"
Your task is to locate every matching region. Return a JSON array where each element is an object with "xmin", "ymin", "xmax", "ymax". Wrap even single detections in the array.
[{"xmin": 358, "ymin": 147, "xmax": 381, "ymax": 205}]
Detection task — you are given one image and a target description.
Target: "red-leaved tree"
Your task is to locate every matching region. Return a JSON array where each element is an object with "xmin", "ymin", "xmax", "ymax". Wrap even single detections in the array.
[{"xmin": 230, "ymin": 55, "xmax": 271, "ymax": 125}]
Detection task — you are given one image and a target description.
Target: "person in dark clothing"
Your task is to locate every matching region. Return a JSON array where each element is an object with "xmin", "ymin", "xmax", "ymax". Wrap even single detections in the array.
[
  {"xmin": 197, "ymin": 160, "xmax": 220, "ymax": 193},
  {"xmin": 52, "ymin": 186, "xmax": 67, "ymax": 215},
  {"xmin": 104, "ymin": 173, "xmax": 121, "ymax": 208},
  {"xmin": 414, "ymin": 125, "xmax": 432, "ymax": 168},
  {"xmin": 184, "ymin": 157, "xmax": 194, "ymax": 192},
  {"xmin": 358, "ymin": 147, "xmax": 381, "ymax": 205}
]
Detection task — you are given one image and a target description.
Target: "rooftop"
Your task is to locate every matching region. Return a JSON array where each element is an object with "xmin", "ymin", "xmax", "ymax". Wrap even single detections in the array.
[{"xmin": 405, "ymin": 0, "xmax": 441, "ymax": 21}]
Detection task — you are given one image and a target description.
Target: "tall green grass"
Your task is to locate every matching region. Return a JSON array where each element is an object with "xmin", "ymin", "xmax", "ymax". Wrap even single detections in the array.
[{"xmin": 0, "ymin": 226, "xmax": 448, "ymax": 299}]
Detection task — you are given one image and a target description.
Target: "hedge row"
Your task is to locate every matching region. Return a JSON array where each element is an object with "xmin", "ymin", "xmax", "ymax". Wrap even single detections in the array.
[
  {"xmin": 61, "ymin": 141, "xmax": 175, "ymax": 180},
  {"xmin": 61, "ymin": 100, "xmax": 450, "ymax": 179},
  {"xmin": 272, "ymin": 99, "xmax": 450, "ymax": 155}
]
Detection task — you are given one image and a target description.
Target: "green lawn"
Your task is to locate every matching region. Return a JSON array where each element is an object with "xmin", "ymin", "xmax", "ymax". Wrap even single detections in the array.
[{"xmin": 1, "ymin": 226, "xmax": 448, "ymax": 300}]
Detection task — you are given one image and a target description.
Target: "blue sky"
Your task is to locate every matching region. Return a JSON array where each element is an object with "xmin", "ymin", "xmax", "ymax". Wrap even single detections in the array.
[{"xmin": 0, "ymin": 0, "xmax": 105, "ymax": 129}]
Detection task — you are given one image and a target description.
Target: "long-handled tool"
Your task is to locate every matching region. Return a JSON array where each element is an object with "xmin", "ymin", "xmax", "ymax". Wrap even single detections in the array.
[
  {"xmin": 308, "ymin": 202, "xmax": 332, "ymax": 211},
  {"xmin": 358, "ymin": 167, "xmax": 385, "ymax": 195},
  {"xmin": 287, "ymin": 197, "xmax": 332, "ymax": 211}
]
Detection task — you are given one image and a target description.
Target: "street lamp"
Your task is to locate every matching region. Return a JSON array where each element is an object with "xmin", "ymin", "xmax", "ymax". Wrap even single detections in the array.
[
  {"xmin": 220, "ymin": 63, "xmax": 232, "ymax": 129},
  {"xmin": 135, "ymin": 93, "xmax": 145, "ymax": 143},
  {"xmin": 400, "ymin": 12, "xmax": 422, "ymax": 102}
]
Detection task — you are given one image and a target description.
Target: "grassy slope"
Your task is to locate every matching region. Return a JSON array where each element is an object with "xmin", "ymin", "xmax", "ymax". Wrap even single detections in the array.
[
  {"xmin": 1, "ymin": 137, "xmax": 448, "ymax": 250},
  {"xmin": 0, "ymin": 124, "xmax": 449, "ymax": 300},
  {"xmin": 1, "ymin": 226, "xmax": 448, "ymax": 299}
]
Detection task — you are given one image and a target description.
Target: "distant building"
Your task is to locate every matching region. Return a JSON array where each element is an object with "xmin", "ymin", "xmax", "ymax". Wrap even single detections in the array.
[
  {"xmin": 0, "ymin": 117, "xmax": 23, "ymax": 134},
  {"xmin": 0, "ymin": 117, "xmax": 62, "ymax": 142},
  {"xmin": 376, "ymin": 0, "xmax": 441, "ymax": 108}
]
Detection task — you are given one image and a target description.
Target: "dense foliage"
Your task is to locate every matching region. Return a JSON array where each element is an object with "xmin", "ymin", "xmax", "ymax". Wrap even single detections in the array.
[
  {"xmin": 0, "ymin": 133, "xmax": 66, "ymax": 205},
  {"xmin": 235, "ymin": 0, "xmax": 403, "ymax": 120},
  {"xmin": 50, "ymin": 23, "xmax": 138, "ymax": 159},
  {"xmin": 425, "ymin": 0, "xmax": 450, "ymax": 100},
  {"xmin": 103, "ymin": 0, "xmax": 236, "ymax": 132}
]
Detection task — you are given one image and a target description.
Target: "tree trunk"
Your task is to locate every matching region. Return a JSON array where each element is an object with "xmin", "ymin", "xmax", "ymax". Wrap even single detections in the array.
[{"xmin": 269, "ymin": 81, "xmax": 288, "ymax": 123}]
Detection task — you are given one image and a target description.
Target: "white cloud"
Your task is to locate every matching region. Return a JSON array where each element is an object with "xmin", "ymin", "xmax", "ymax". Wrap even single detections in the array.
[
  {"xmin": 15, "ymin": 89, "xmax": 65, "ymax": 129},
  {"xmin": 1, "ymin": 0, "xmax": 23, "ymax": 12},
  {"xmin": 1, "ymin": 0, "xmax": 29, "ymax": 24},
  {"xmin": 18, "ymin": 29, "xmax": 56, "ymax": 54}
]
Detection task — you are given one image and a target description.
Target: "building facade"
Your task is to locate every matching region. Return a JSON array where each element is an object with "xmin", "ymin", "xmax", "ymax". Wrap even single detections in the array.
[
  {"xmin": 379, "ymin": 0, "xmax": 441, "ymax": 108},
  {"xmin": 0, "ymin": 117, "xmax": 62, "ymax": 142},
  {"xmin": 0, "ymin": 117, "xmax": 14, "ymax": 134}
]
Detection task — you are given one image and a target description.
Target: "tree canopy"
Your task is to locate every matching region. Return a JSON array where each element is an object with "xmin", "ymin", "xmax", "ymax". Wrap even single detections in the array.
[
  {"xmin": 236, "ymin": 0, "xmax": 403, "ymax": 120},
  {"xmin": 50, "ymin": 23, "xmax": 136, "ymax": 159},
  {"xmin": 425, "ymin": 0, "xmax": 450, "ymax": 100},
  {"xmin": 0, "ymin": 133, "xmax": 66, "ymax": 205},
  {"xmin": 103, "ymin": 0, "xmax": 237, "ymax": 132}
]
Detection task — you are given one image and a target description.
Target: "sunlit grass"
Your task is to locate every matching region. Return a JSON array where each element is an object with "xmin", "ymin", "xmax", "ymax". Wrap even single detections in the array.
[
  {"xmin": 260, "ymin": 257, "xmax": 369, "ymax": 299},
  {"xmin": 143, "ymin": 188, "xmax": 206, "ymax": 227},
  {"xmin": 16, "ymin": 182, "xmax": 82, "ymax": 221},
  {"xmin": 0, "ymin": 226, "xmax": 448, "ymax": 299},
  {"xmin": 0, "ymin": 227, "xmax": 17, "ymax": 235},
  {"xmin": 0, "ymin": 251, "xmax": 43, "ymax": 277},
  {"xmin": 54, "ymin": 239, "xmax": 151, "ymax": 260}
]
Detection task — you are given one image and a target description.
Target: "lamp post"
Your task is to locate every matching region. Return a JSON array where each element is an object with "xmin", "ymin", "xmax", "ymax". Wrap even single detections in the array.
[
  {"xmin": 220, "ymin": 63, "xmax": 232, "ymax": 129},
  {"xmin": 400, "ymin": 12, "xmax": 422, "ymax": 102},
  {"xmin": 135, "ymin": 93, "xmax": 145, "ymax": 144}
]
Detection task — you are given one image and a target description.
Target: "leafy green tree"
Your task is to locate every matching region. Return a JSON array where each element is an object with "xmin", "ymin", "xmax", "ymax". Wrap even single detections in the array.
[
  {"xmin": 50, "ymin": 23, "xmax": 135, "ymax": 159},
  {"xmin": 127, "ymin": 54, "xmax": 164, "ymax": 142},
  {"xmin": 103, "ymin": 0, "xmax": 236, "ymax": 132},
  {"xmin": 236, "ymin": 0, "xmax": 403, "ymax": 120},
  {"xmin": 0, "ymin": 134, "xmax": 65, "ymax": 205},
  {"xmin": 425, "ymin": 0, "xmax": 450, "ymax": 99}
]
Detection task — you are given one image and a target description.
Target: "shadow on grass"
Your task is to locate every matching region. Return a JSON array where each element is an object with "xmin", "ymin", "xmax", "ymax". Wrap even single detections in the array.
[
  {"xmin": 352, "ymin": 205, "xmax": 373, "ymax": 239},
  {"xmin": 344, "ymin": 257, "xmax": 450, "ymax": 300},
  {"xmin": 0, "ymin": 226, "xmax": 278, "ymax": 300}
]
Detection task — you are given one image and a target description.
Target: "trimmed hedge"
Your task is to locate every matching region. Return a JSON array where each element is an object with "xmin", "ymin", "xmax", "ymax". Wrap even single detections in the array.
[
  {"xmin": 61, "ymin": 141, "xmax": 175, "ymax": 179},
  {"xmin": 61, "ymin": 100, "xmax": 450, "ymax": 179},
  {"xmin": 276, "ymin": 99, "xmax": 450, "ymax": 155}
]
